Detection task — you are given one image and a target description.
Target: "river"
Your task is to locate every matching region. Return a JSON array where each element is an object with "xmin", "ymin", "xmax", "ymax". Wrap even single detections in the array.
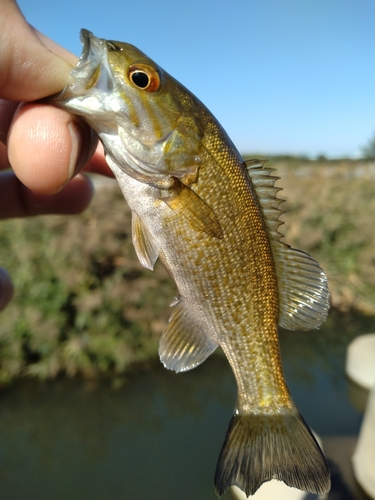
[{"xmin": 0, "ymin": 310, "xmax": 372, "ymax": 500}]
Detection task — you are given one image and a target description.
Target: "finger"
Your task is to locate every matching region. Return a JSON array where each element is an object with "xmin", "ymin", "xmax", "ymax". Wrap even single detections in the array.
[
  {"xmin": 0, "ymin": 99, "xmax": 19, "ymax": 145},
  {"xmin": 0, "ymin": 0, "xmax": 74, "ymax": 101},
  {"xmin": 0, "ymin": 267, "xmax": 13, "ymax": 312},
  {"xmin": 0, "ymin": 142, "xmax": 9, "ymax": 170},
  {"xmin": 0, "ymin": 100, "xmax": 113, "ymax": 187},
  {"xmin": 0, "ymin": 171, "xmax": 94, "ymax": 219},
  {"xmin": 32, "ymin": 28, "xmax": 77, "ymax": 67},
  {"xmin": 8, "ymin": 103, "xmax": 98, "ymax": 194}
]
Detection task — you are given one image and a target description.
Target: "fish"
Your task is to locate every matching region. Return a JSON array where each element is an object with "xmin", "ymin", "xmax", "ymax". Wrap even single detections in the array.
[{"xmin": 49, "ymin": 29, "xmax": 331, "ymax": 497}]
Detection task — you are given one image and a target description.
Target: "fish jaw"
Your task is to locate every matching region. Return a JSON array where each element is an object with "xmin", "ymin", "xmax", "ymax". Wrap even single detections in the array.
[
  {"xmin": 49, "ymin": 29, "xmax": 203, "ymax": 184},
  {"xmin": 52, "ymin": 30, "xmax": 118, "ymax": 129}
]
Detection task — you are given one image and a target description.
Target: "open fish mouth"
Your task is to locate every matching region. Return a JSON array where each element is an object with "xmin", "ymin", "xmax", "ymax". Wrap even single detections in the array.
[
  {"xmin": 64, "ymin": 29, "xmax": 105, "ymax": 95},
  {"xmin": 48, "ymin": 29, "xmax": 114, "ymax": 113},
  {"xmin": 73, "ymin": 29, "xmax": 102, "ymax": 80},
  {"xmin": 78, "ymin": 29, "xmax": 93, "ymax": 64}
]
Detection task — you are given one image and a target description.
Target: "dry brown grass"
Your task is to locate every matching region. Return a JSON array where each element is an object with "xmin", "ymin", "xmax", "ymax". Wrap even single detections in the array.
[{"xmin": 272, "ymin": 159, "xmax": 375, "ymax": 314}]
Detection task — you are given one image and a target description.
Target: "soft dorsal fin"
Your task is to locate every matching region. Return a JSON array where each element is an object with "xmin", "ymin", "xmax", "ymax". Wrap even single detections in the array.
[
  {"xmin": 131, "ymin": 211, "xmax": 159, "ymax": 270},
  {"xmin": 273, "ymin": 245, "xmax": 329, "ymax": 330},
  {"xmin": 245, "ymin": 160, "xmax": 329, "ymax": 330},
  {"xmin": 159, "ymin": 297, "xmax": 218, "ymax": 372}
]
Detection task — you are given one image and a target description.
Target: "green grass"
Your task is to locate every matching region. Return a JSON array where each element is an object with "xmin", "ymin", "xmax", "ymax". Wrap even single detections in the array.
[{"xmin": 0, "ymin": 184, "xmax": 175, "ymax": 385}]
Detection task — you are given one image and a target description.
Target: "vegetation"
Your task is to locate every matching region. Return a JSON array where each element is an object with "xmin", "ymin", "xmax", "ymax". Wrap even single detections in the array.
[
  {"xmin": 273, "ymin": 158, "xmax": 375, "ymax": 314},
  {"xmin": 1, "ymin": 158, "xmax": 375, "ymax": 385},
  {"xmin": 0, "ymin": 182, "xmax": 175, "ymax": 385},
  {"xmin": 361, "ymin": 132, "xmax": 375, "ymax": 159}
]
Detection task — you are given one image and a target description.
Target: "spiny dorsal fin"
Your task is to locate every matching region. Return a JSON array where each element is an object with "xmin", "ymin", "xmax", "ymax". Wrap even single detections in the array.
[
  {"xmin": 245, "ymin": 160, "xmax": 329, "ymax": 330},
  {"xmin": 159, "ymin": 297, "xmax": 218, "ymax": 372},
  {"xmin": 245, "ymin": 159, "xmax": 285, "ymax": 241},
  {"xmin": 131, "ymin": 211, "xmax": 159, "ymax": 270}
]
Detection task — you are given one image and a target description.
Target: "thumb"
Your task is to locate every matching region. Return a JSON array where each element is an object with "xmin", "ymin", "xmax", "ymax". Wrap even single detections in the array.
[{"xmin": 0, "ymin": 0, "xmax": 76, "ymax": 101}]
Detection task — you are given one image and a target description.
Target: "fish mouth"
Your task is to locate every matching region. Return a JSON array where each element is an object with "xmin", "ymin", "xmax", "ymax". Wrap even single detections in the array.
[
  {"xmin": 79, "ymin": 29, "xmax": 93, "ymax": 65},
  {"xmin": 47, "ymin": 29, "xmax": 109, "ymax": 106},
  {"xmin": 74, "ymin": 29, "xmax": 103, "ymax": 81}
]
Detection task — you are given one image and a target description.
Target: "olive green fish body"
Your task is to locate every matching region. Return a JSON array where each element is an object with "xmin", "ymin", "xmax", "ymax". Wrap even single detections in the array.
[
  {"xmin": 51, "ymin": 30, "xmax": 330, "ymax": 497},
  {"xmin": 115, "ymin": 115, "xmax": 287, "ymax": 410}
]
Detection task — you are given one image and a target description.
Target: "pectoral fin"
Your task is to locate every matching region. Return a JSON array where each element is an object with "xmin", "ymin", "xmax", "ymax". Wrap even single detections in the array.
[
  {"xmin": 131, "ymin": 211, "xmax": 159, "ymax": 270},
  {"xmin": 159, "ymin": 298, "xmax": 218, "ymax": 372},
  {"xmin": 163, "ymin": 179, "xmax": 223, "ymax": 239}
]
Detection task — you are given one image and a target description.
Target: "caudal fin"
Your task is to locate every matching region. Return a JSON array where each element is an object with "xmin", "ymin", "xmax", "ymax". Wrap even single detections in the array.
[{"xmin": 214, "ymin": 409, "xmax": 330, "ymax": 497}]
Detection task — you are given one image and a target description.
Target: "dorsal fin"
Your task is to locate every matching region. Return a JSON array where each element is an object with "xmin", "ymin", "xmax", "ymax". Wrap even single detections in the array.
[
  {"xmin": 245, "ymin": 159, "xmax": 285, "ymax": 242},
  {"xmin": 245, "ymin": 160, "xmax": 329, "ymax": 330}
]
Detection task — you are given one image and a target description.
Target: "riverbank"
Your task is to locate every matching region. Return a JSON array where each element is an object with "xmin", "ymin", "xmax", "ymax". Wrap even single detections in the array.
[
  {"xmin": 273, "ymin": 158, "xmax": 375, "ymax": 314},
  {"xmin": 1, "ymin": 158, "xmax": 374, "ymax": 384}
]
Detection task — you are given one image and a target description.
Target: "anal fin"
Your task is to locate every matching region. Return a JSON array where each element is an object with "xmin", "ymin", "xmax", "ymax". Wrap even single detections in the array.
[{"xmin": 159, "ymin": 298, "xmax": 218, "ymax": 372}]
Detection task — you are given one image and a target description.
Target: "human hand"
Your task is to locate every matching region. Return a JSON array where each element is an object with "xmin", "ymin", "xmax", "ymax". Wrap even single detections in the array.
[{"xmin": 0, "ymin": 0, "xmax": 112, "ymax": 310}]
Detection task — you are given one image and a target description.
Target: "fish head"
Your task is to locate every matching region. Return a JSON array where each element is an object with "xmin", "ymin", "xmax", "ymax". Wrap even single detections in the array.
[{"xmin": 51, "ymin": 29, "xmax": 203, "ymax": 183}]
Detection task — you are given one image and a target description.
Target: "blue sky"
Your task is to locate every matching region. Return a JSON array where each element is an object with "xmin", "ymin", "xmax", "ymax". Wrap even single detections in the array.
[{"xmin": 18, "ymin": 0, "xmax": 375, "ymax": 158}]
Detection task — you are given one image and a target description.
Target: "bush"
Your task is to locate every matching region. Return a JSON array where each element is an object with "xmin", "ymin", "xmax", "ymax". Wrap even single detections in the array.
[{"xmin": 0, "ymin": 182, "xmax": 175, "ymax": 385}]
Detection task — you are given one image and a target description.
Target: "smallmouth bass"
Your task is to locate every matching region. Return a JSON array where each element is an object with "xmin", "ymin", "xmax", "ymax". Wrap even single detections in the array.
[{"xmin": 50, "ymin": 30, "xmax": 330, "ymax": 497}]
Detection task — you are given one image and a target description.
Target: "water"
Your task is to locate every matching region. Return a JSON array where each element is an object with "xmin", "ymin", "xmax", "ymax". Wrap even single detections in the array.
[{"xmin": 0, "ymin": 310, "xmax": 372, "ymax": 500}]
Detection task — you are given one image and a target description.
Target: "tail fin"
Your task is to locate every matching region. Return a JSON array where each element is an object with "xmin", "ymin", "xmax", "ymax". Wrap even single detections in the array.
[{"xmin": 214, "ymin": 409, "xmax": 330, "ymax": 497}]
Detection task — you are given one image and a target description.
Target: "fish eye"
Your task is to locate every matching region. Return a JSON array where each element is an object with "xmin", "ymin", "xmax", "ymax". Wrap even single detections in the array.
[
  {"xmin": 131, "ymin": 71, "xmax": 150, "ymax": 88},
  {"xmin": 128, "ymin": 64, "xmax": 161, "ymax": 92}
]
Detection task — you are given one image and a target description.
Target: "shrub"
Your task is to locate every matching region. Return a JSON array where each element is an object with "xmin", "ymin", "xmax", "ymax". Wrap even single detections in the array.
[{"xmin": 0, "ymin": 182, "xmax": 175, "ymax": 385}]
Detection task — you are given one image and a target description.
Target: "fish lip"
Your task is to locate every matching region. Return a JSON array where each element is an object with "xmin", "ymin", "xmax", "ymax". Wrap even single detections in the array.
[
  {"xmin": 68, "ymin": 28, "xmax": 104, "ymax": 90},
  {"xmin": 45, "ymin": 29, "xmax": 105, "ymax": 105},
  {"xmin": 78, "ymin": 28, "xmax": 92, "ymax": 66},
  {"xmin": 75, "ymin": 28, "xmax": 103, "ymax": 72}
]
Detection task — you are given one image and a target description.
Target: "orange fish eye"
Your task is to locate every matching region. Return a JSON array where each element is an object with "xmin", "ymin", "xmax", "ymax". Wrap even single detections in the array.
[{"xmin": 128, "ymin": 64, "xmax": 161, "ymax": 92}]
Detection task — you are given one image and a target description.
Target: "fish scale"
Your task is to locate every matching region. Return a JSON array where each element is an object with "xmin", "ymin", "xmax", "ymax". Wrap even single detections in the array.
[{"xmin": 49, "ymin": 29, "xmax": 330, "ymax": 497}]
